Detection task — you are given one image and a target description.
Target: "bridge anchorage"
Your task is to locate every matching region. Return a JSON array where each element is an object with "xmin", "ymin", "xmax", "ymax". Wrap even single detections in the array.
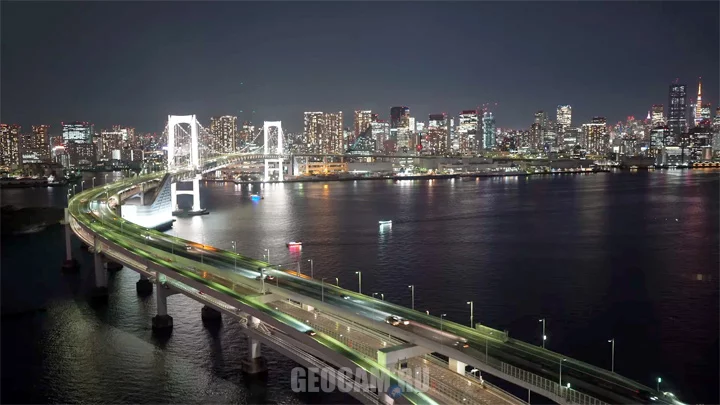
[{"xmin": 167, "ymin": 114, "xmax": 207, "ymax": 216}]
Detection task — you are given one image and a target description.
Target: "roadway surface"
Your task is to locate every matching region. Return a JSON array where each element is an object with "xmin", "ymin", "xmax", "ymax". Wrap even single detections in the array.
[
  {"xmin": 70, "ymin": 174, "xmax": 439, "ymax": 405},
  {"xmin": 73, "ymin": 172, "xmax": 682, "ymax": 405}
]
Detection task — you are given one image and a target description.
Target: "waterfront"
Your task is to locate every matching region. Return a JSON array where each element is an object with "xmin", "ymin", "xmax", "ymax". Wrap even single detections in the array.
[{"xmin": 2, "ymin": 170, "xmax": 718, "ymax": 404}]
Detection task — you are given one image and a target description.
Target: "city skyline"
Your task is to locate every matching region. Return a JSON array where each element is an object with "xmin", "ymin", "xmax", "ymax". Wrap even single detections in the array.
[{"xmin": 1, "ymin": 2, "xmax": 717, "ymax": 133}]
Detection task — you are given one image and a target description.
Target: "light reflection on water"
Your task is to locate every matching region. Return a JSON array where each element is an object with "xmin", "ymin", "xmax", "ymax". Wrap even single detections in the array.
[{"xmin": 1, "ymin": 170, "xmax": 718, "ymax": 404}]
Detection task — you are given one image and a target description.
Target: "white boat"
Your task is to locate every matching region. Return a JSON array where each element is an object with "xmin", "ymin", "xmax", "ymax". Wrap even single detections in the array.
[
  {"xmin": 378, "ymin": 220, "xmax": 392, "ymax": 226},
  {"xmin": 286, "ymin": 241, "xmax": 302, "ymax": 248}
]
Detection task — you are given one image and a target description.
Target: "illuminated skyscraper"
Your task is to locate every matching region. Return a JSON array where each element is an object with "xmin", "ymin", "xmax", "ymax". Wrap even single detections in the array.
[
  {"xmin": 582, "ymin": 117, "xmax": 609, "ymax": 155},
  {"xmin": 651, "ymin": 104, "xmax": 665, "ymax": 126},
  {"xmin": 700, "ymin": 104, "xmax": 711, "ymax": 121},
  {"xmin": 62, "ymin": 121, "xmax": 93, "ymax": 144},
  {"xmin": 0, "ymin": 124, "xmax": 20, "ymax": 167},
  {"xmin": 100, "ymin": 128, "xmax": 126, "ymax": 160},
  {"xmin": 324, "ymin": 112, "xmax": 344, "ymax": 154},
  {"xmin": 210, "ymin": 115, "xmax": 238, "ymax": 153},
  {"xmin": 529, "ymin": 111, "xmax": 547, "ymax": 150},
  {"xmin": 390, "ymin": 106, "xmax": 410, "ymax": 152},
  {"xmin": 304, "ymin": 111, "xmax": 344, "ymax": 154},
  {"xmin": 482, "ymin": 112, "xmax": 496, "ymax": 150},
  {"xmin": 353, "ymin": 110, "xmax": 373, "ymax": 144},
  {"xmin": 668, "ymin": 83, "xmax": 687, "ymax": 137},
  {"xmin": 371, "ymin": 120, "xmax": 389, "ymax": 152},
  {"xmin": 457, "ymin": 110, "xmax": 478, "ymax": 153},
  {"xmin": 556, "ymin": 105, "xmax": 572, "ymax": 129},
  {"xmin": 425, "ymin": 114, "xmax": 448, "ymax": 155},
  {"xmin": 694, "ymin": 78, "xmax": 703, "ymax": 126},
  {"xmin": 304, "ymin": 112, "xmax": 325, "ymax": 153}
]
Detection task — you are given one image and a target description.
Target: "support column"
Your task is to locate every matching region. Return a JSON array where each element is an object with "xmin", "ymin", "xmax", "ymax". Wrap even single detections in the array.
[
  {"xmin": 242, "ymin": 336, "xmax": 268, "ymax": 375},
  {"xmin": 61, "ymin": 208, "xmax": 79, "ymax": 271},
  {"xmin": 264, "ymin": 159, "xmax": 270, "ymax": 182},
  {"xmin": 171, "ymin": 182, "xmax": 178, "ymax": 211},
  {"xmin": 277, "ymin": 158, "xmax": 284, "ymax": 182},
  {"xmin": 136, "ymin": 274, "xmax": 153, "ymax": 296},
  {"xmin": 91, "ymin": 236, "xmax": 108, "ymax": 299},
  {"xmin": 243, "ymin": 316, "xmax": 268, "ymax": 375},
  {"xmin": 191, "ymin": 174, "xmax": 202, "ymax": 212},
  {"xmin": 152, "ymin": 280, "xmax": 173, "ymax": 332},
  {"xmin": 201, "ymin": 305, "xmax": 222, "ymax": 324}
]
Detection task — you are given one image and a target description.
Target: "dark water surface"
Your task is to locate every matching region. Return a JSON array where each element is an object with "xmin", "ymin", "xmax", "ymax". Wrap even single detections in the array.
[{"xmin": 2, "ymin": 171, "xmax": 718, "ymax": 404}]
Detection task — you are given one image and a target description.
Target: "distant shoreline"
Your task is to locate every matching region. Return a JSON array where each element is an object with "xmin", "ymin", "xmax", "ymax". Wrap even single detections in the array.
[{"xmin": 208, "ymin": 169, "xmax": 612, "ymax": 184}]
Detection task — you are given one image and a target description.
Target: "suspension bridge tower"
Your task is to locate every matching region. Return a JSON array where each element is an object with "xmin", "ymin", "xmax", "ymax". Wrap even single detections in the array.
[
  {"xmin": 263, "ymin": 121, "xmax": 284, "ymax": 182},
  {"xmin": 167, "ymin": 114, "xmax": 206, "ymax": 215}
]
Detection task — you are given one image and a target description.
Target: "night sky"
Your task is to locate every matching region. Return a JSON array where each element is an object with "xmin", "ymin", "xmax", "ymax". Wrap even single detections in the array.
[{"xmin": 2, "ymin": 1, "xmax": 717, "ymax": 134}]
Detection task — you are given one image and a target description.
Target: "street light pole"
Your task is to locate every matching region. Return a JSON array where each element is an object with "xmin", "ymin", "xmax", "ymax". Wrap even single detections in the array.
[
  {"xmin": 440, "ymin": 313, "xmax": 447, "ymax": 331},
  {"xmin": 81, "ymin": 180, "xmax": 85, "ymax": 191},
  {"xmin": 308, "ymin": 259, "xmax": 314, "ymax": 279},
  {"xmin": 539, "ymin": 318, "xmax": 546, "ymax": 348},
  {"xmin": 657, "ymin": 377, "xmax": 661, "ymax": 392},
  {"xmin": 408, "ymin": 285, "xmax": 415, "ymax": 310},
  {"xmin": 559, "ymin": 358, "xmax": 567, "ymax": 386},
  {"xmin": 608, "ymin": 338, "xmax": 615, "ymax": 373},
  {"xmin": 467, "ymin": 301, "xmax": 474, "ymax": 328},
  {"xmin": 335, "ymin": 277, "xmax": 339, "ymax": 287},
  {"xmin": 231, "ymin": 241, "xmax": 237, "ymax": 270},
  {"xmin": 104, "ymin": 173, "xmax": 109, "ymax": 184},
  {"xmin": 355, "ymin": 271, "xmax": 362, "ymax": 294},
  {"xmin": 92, "ymin": 177, "xmax": 96, "ymax": 188}
]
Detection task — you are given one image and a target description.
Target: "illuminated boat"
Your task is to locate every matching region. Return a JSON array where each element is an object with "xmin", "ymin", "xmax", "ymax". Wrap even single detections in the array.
[
  {"xmin": 250, "ymin": 193, "xmax": 264, "ymax": 200},
  {"xmin": 378, "ymin": 220, "xmax": 392, "ymax": 226},
  {"xmin": 286, "ymin": 241, "xmax": 302, "ymax": 248}
]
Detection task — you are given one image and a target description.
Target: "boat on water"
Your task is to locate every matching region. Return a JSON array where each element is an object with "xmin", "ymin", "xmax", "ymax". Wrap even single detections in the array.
[
  {"xmin": 378, "ymin": 220, "xmax": 392, "ymax": 226},
  {"xmin": 286, "ymin": 241, "xmax": 302, "ymax": 248},
  {"xmin": 250, "ymin": 194, "xmax": 264, "ymax": 200}
]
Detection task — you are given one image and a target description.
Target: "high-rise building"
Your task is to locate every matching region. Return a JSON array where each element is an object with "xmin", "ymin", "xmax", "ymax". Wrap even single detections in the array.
[
  {"xmin": 62, "ymin": 121, "xmax": 93, "ymax": 144},
  {"xmin": 694, "ymin": 78, "xmax": 703, "ymax": 126},
  {"xmin": 457, "ymin": 110, "xmax": 478, "ymax": 154},
  {"xmin": 304, "ymin": 111, "xmax": 344, "ymax": 154},
  {"xmin": 482, "ymin": 112, "xmax": 496, "ymax": 150},
  {"xmin": 562, "ymin": 127, "xmax": 581, "ymax": 151},
  {"xmin": 582, "ymin": 117, "xmax": 609, "ymax": 155},
  {"xmin": 390, "ymin": 106, "xmax": 410, "ymax": 152},
  {"xmin": 100, "ymin": 128, "xmax": 126, "ymax": 160},
  {"xmin": 324, "ymin": 112, "xmax": 344, "ymax": 154},
  {"xmin": 304, "ymin": 112, "xmax": 324, "ymax": 153},
  {"xmin": 239, "ymin": 121, "xmax": 255, "ymax": 146},
  {"xmin": 371, "ymin": 120, "xmax": 390, "ymax": 152},
  {"xmin": 700, "ymin": 104, "xmax": 711, "ymax": 121},
  {"xmin": 0, "ymin": 124, "xmax": 21, "ymax": 167},
  {"xmin": 651, "ymin": 104, "xmax": 665, "ymax": 126},
  {"xmin": 556, "ymin": 105, "xmax": 572, "ymax": 129},
  {"xmin": 528, "ymin": 111, "xmax": 547, "ymax": 150},
  {"xmin": 210, "ymin": 115, "xmax": 238, "ymax": 153},
  {"xmin": 425, "ymin": 114, "xmax": 448, "ymax": 155},
  {"xmin": 668, "ymin": 83, "xmax": 687, "ymax": 137},
  {"xmin": 20, "ymin": 125, "xmax": 51, "ymax": 164},
  {"xmin": 353, "ymin": 111, "xmax": 373, "ymax": 145}
]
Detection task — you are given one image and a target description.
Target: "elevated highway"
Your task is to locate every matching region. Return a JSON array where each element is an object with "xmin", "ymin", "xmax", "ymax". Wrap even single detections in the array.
[{"xmin": 64, "ymin": 170, "xmax": 684, "ymax": 405}]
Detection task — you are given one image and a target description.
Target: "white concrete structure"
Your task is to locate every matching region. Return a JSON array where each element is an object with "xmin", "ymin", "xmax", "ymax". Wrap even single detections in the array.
[
  {"xmin": 167, "ymin": 115, "xmax": 203, "ymax": 213},
  {"xmin": 263, "ymin": 121, "xmax": 284, "ymax": 182}
]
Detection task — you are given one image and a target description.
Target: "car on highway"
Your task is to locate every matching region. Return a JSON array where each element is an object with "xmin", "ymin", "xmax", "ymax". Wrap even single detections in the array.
[
  {"xmin": 185, "ymin": 245, "xmax": 192, "ymax": 251},
  {"xmin": 266, "ymin": 275, "xmax": 276, "ymax": 281},
  {"xmin": 454, "ymin": 341, "xmax": 470, "ymax": 349},
  {"xmin": 386, "ymin": 315, "xmax": 410, "ymax": 326},
  {"xmin": 305, "ymin": 330, "xmax": 317, "ymax": 336},
  {"xmin": 341, "ymin": 295, "xmax": 350, "ymax": 300}
]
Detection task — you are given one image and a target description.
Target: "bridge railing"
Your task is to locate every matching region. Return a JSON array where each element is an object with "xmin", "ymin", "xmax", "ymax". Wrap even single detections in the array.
[{"xmin": 500, "ymin": 362, "xmax": 607, "ymax": 405}]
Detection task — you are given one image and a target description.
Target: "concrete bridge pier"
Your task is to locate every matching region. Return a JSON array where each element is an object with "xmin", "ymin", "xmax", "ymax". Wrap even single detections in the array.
[
  {"xmin": 91, "ymin": 237, "xmax": 109, "ymax": 300},
  {"xmin": 61, "ymin": 208, "xmax": 79, "ymax": 272},
  {"xmin": 243, "ymin": 317, "xmax": 268, "ymax": 376},
  {"xmin": 201, "ymin": 305, "xmax": 222, "ymax": 324},
  {"xmin": 136, "ymin": 274, "xmax": 153, "ymax": 296},
  {"xmin": 152, "ymin": 281, "xmax": 173, "ymax": 332}
]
